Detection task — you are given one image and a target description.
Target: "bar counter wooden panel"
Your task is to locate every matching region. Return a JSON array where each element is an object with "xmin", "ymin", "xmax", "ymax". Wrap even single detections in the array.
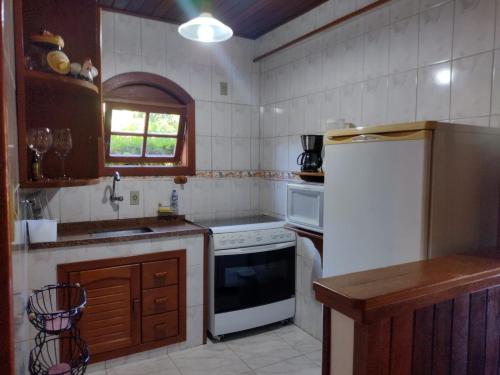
[{"xmin": 314, "ymin": 253, "xmax": 500, "ymax": 375}]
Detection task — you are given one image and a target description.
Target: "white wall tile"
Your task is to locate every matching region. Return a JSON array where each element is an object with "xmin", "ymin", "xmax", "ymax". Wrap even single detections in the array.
[
  {"xmin": 453, "ymin": 0, "xmax": 495, "ymax": 59},
  {"xmin": 60, "ymin": 187, "xmax": 90, "ymax": 223},
  {"xmin": 417, "ymin": 62, "xmax": 451, "ymax": 120},
  {"xmin": 491, "ymin": 49, "xmax": 500, "ymax": 114},
  {"xmin": 212, "ymin": 137, "xmax": 232, "ymax": 170},
  {"xmin": 261, "ymin": 137, "xmax": 275, "ymax": 170},
  {"xmin": 231, "ymin": 138, "xmax": 251, "ymax": 170},
  {"xmin": 115, "ymin": 52, "xmax": 141, "ymax": 75},
  {"xmin": 195, "ymin": 100, "xmax": 212, "ymax": 136},
  {"xmin": 212, "ymin": 179, "xmax": 232, "ymax": 215},
  {"xmin": 231, "ymin": 105, "xmax": 252, "ymax": 138},
  {"xmin": 389, "ymin": 15, "xmax": 419, "ymax": 74},
  {"xmin": 364, "ymin": 5, "xmax": 390, "ymax": 32},
  {"xmin": 231, "ymin": 179, "xmax": 251, "ymax": 211},
  {"xmin": 363, "ymin": 27, "xmax": 390, "ymax": 80},
  {"xmin": 390, "ymin": 0, "xmax": 421, "ymax": 22},
  {"xmin": 275, "ymin": 101, "xmax": 290, "ymax": 137},
  {"xmin": 339, "ymin": 36, "xmax": 364, "ymax": 85},
  {"xmin": 261, "ymin": 104, "xmax": 276, "ymax": 138},
  {"xmin": 212, "ymin": 102, "xmax": 231, "ymax": 136},
  {"xmin": 117, "ymin": 179, "xmax": 144, "ymax": 219},
  {"xmin": 321, "ymin": 89, "xmax": 341, "ymax": 132},
  {"xmin": 101, "ymin": 11, "xmax": 114, "ymax": 53},
  {"xmin": 419, "ymin": 1, "xmax": 453, "ymax": 66},
  {"xmin": 141, "ymin": 19, "xmax": 166, "ymax": 58},
  {"xmin": 362, "ymin": 76, "xmax": 389, "ymax": 126},
  {"xmin": 195, "ymin": 136, "xmax": 211, "ymax": 171},
  {"xmin": 289, "ymin": 97, "xmax": 306, "ymax": 135},
  {"xmin": 251, "ymin": 138, "xmax": 260, "ymax": 170},
  {"xmin": 166, "ymin": 55, "xmax": 190, "ymax": 92},
  {"xmin": 340, "ymin": 83, "xmax": 363, "ymax": 125},
  {"xmin": 387, "ymin": 70, "xmax": 418, "ymax": 123},
  {"xmin": 496, "ymin": 0, "xmax": 500, "ymax": 49},
  {"xmin": 114, "ymin": 13, "xmax": 141, "ymax": 55},
  {"xmin": 451, "ymin": 51, "xmax": 493, "ymax": 118},
  {"xmin": 190, "ymin": 64, "xmax": 212, "ymax": 101},
  {"xmin": 304, "ymin": 93, "xmax": 322, "ymax": 133},
  {"xmin": 275, "ymin": 136, "xmax": 289, "ymax": 171},
  {"xmin": 190, "ymin": 179, "xmax": 213, "ymax": 214}
]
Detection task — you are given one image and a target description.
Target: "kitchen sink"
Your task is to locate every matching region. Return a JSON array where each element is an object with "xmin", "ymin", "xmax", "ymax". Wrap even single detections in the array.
[{"xmin": 88, "ymin": 227, "xmax": 154, "ymax": 238}]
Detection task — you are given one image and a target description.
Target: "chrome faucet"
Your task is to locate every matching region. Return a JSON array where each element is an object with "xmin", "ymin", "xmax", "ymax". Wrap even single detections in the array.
[{"xmin": 110, "ymin": 171, "xmax": 123, "ymax": 202}]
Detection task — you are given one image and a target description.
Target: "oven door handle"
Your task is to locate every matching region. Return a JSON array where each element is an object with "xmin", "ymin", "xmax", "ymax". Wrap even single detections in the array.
[{"xmin": 214, "ymin": 241, "xmax": 296, "ymax": 256}]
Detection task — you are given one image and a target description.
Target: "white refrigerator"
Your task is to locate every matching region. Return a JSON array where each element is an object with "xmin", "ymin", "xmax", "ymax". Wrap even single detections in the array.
[{"xmin": 322, "ymin": 121, "xmax": 500, "ymax": 278}]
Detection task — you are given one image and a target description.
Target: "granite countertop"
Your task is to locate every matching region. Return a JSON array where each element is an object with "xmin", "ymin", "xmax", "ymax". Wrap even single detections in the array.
[{"xmin": 29, "ymin": 216, "xmax": 208, "ymax": 250}]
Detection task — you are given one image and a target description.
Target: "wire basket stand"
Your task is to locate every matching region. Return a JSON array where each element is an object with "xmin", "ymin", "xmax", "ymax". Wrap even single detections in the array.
[{"xmin": 26, "ymin": 283, "xmax": 89, "ymax": 375}]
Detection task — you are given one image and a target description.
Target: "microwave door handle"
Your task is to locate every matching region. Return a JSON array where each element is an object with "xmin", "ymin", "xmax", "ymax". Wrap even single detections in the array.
[{"xmin": 214, "ymin": 241, "xmax": 296, "ymax": 256}]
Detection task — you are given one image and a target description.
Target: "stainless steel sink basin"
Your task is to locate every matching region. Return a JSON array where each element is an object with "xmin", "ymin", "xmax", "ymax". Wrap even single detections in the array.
[{"xmin": 88, "ymin": 227, "xmax": 153, "ymax": 238}]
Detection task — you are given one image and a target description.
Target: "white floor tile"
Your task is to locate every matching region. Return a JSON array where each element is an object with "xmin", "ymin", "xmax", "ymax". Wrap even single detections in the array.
[
  {"xmin": 226, "ymin": 332, "xmax": 302, "ymax": 370},
  {"xmin": 169, "ymin": 341, "xmax": 252, "ymax": 375},
  {"xmin": 254, "ymin": 355, "xmax": 320, "ymax": 375}
]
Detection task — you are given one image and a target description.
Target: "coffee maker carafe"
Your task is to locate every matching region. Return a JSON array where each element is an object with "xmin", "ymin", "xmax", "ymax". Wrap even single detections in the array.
[{"xmin": 297, "ymin": 134, "xmax": 323, "ymax": 172}]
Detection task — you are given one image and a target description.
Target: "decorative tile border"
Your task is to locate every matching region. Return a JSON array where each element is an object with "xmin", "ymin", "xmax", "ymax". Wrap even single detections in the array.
[{"xmin": 194, "ymin": 170, "xmax": 300, "ymax": 180}]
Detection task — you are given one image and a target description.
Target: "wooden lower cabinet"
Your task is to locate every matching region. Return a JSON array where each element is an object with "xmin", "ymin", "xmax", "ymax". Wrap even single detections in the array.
[{"xmin": 58, "ymin": 250, "xmax": 186, "ymax": 363}]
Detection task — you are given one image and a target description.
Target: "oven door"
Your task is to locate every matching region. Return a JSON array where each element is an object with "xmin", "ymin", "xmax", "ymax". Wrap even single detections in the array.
[{"xmin": 213, "ymin": 241, "xmax": 295, "ymax": 314}]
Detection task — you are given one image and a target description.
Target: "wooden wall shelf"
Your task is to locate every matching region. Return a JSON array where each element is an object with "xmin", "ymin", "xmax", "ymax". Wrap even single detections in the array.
[
  {"xmin": 20, "ymin": 178, "xmax": 99, "ymax": 189},
  {"xmin": 26, "ymin": 70, "xmax": 99, "ymax": 95},
  {"xmin": 14, "ymin": 0, "xmax": 102, "ymax": 187},
  {"xmin": 293, "ymin": 171, "xmax": 324, "ymax": 183}
]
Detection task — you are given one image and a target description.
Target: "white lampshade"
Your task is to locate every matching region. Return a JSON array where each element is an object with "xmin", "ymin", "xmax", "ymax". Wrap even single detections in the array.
[{"xmin": 178, "ymin": 12, "xmax": 233, "ymax": 43}]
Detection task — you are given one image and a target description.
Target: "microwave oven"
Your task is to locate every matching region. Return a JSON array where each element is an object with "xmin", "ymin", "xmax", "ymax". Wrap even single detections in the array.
[{"xmin": 286, "ymin": 183, "xmax": 324, "ymax": 233}]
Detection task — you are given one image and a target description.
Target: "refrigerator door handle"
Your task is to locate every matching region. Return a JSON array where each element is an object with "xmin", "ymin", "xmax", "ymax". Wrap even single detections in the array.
[{"xmin": 327, "ymin": 130, "xmax": 431, "ymax": 144}]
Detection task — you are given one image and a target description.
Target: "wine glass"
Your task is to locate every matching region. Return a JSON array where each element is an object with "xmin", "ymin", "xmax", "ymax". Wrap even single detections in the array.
[
  {"xmin": 52, "ymin": 128, "xmax": 72, "ymax": 179},
  {"xmin": 27, "ymin": 127, "xmax": 52, "ymax": 180}
]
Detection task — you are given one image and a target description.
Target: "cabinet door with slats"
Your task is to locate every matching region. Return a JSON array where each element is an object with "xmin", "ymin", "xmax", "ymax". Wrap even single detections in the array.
[{"xmin": 70, "ymin": 264, "xmax": 140, "ymax": 356}]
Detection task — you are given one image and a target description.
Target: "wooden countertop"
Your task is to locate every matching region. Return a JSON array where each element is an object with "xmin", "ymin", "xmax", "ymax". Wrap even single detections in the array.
[
  {"xmin": 314, "ymin": 251, "xmax": 500, "ymax": 323},
  {"xmin": 29, "ymin": 216, "xmax": 208, "ymax": 250}
]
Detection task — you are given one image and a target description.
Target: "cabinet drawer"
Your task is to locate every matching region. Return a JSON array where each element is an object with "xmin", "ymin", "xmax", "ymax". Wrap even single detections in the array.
[
  {"xmin": 142, "ymin": 311, "xmax": 178, "ymax": 343},
  {"xmin": 142, "ymin": 259, "xmax": 178, "ymax": 289},
  {"xmin": 142, "ymin": 286, "xmax": 178, "ymax": 316}
]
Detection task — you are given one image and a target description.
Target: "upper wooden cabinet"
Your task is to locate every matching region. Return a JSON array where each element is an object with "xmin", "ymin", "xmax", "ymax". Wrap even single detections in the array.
[{"xmin": 14, "ymin": 0, "xmax": 102, "ymax": 188}]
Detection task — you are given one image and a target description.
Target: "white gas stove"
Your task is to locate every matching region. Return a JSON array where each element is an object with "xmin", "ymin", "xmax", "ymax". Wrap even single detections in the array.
[{"xmin": 194, "ymin": 215, "xmax": 296, "ymax": 339}]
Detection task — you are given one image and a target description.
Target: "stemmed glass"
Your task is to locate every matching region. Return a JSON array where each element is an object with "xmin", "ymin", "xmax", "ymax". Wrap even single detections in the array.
[
  {"xmin": 52, "ymin": 128, "xmax": 72, "ymax": 179},
  {"xmin": 27, "ymin": 127, "xmax": 52, "ymax": 180}
]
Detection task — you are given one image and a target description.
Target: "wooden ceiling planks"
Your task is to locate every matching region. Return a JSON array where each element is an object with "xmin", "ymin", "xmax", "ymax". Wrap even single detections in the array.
[{"xmin": 99, "ymin": 0, "xmax": 327, "ymax": 39}]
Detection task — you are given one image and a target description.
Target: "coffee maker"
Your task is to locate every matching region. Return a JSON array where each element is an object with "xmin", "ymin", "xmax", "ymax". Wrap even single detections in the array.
[{"xmin": 297, "ymin": 134, "xmax": 323, "ymax": 172}]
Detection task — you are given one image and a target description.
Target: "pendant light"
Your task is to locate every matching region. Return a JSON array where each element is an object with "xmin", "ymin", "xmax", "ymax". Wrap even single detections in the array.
[{"xmin": 178, "ymin": 2, "xmax": 232, "ymax": 43}]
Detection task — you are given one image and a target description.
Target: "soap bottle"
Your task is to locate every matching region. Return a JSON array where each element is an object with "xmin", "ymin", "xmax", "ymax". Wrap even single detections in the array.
[{"xmin": 170, "ymin": 189, "xmax": 178, "ymax": 215}]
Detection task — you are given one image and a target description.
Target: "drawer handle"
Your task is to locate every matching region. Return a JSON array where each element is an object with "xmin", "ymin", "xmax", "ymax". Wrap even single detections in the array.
[
  {"xmin": 154, "ymin": 272, "xmax": 167, "ymax": 279},
  {"xmin": 155, "ymin": 297, "xmax": 168, "ymax": 305}
]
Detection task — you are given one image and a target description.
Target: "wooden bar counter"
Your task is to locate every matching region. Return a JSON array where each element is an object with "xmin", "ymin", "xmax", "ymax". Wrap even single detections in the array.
[{"xmin": 314, "ymin": 252, "xmax": 500, "ymax": 375}]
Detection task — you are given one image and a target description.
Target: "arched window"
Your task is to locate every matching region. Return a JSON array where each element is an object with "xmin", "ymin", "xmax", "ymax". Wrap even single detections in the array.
[{"xmin": 101, "ymin": 72, "xmax": 195, "ymax": 176}]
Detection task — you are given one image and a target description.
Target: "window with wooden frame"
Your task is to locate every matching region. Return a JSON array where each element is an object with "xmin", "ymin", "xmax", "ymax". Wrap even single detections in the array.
[{"xmin": 102, "ymin": 73, "xmax": 195, "ymax": 176}]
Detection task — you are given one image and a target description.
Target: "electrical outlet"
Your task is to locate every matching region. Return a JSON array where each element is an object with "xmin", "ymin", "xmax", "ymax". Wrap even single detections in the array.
[{"xmin": 130, "ymin": 191, "xmax": 140, "ymax": 205}]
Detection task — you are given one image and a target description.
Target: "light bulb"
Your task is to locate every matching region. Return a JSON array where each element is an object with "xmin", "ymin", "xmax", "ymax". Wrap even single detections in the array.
[{"xmin": 197, "ymin": 24, "xmax": 214, "ymax": 42}]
